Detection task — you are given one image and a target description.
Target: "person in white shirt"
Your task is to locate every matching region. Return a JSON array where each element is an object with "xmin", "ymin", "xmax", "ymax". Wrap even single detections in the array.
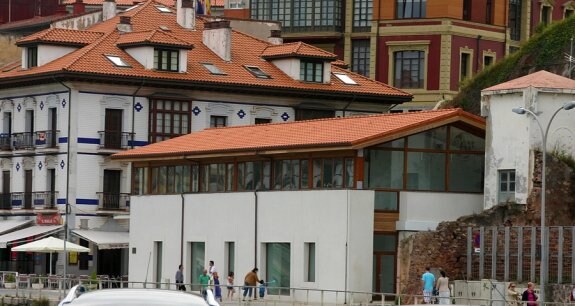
[{"xmin": 209, "ymin": 261, "xmax": 217, "ymax": 276}]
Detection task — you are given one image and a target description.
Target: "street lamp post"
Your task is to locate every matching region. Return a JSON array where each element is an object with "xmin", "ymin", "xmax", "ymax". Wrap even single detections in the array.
[{"xmin": 512, "ymin": 101, "xmax": 575, "ymax": 303}]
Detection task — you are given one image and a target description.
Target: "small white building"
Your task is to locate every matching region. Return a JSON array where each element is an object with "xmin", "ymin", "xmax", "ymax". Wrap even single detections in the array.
[{"xmin": 481, "ymin": 70, "xmax": 575, "ymax": 209}]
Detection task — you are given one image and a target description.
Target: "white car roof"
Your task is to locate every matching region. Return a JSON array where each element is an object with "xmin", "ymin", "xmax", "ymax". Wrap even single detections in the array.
[{"xmin": 61, "ymin": 288, "xmax": 209, "ymax": 306}]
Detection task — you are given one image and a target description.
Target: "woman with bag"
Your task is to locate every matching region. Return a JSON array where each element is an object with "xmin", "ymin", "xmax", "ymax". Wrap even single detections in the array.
[
  {"xmin": 507, "ymin": 283, "xmax": 520, "ymax": 306},
  {"xmin": 522, "ymin": 282, "xmax": 538, "ymax": 306}
]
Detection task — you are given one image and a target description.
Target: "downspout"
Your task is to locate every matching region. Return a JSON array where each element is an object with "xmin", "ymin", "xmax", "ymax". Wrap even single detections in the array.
[
  {"xmin": 254, "ymin": 189, "xmax": 258, "ymax": 268},
  {"xmin": 54, "ymin": 76, "xmax": 72, "ymax": 281},
  {"xmin": 341, "ymin": 94, "xmax": 356, "ymax": 117},
  {"xmin": 131, "ymin": 80, "xmax": 145, "ymax": 149},
  {"xmin": 180, "ymin": 193, "xmax": 185, "ymax": 265},
  {"xmin": 344, "ymin": 190, "xmax": 350, "ymax": 304},
  {"xmin": 476, "ymin": 35, "xmax": 482, "ymax": 73}
]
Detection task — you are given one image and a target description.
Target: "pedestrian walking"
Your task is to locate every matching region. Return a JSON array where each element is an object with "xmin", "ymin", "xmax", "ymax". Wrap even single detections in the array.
[
  {"xmin": 435, "ymin": 270, "xmax": 449, "ymax": 305},
  {"xmin": 421, "ymin": 266, "xmax": 435, "ymax": 304},
  {"xmin": 213, "ymin": 272, "xmax": 222, "ymax": 302},
  {"xmin": 507, "ymin": 283, "xmax": 520, "ymax": 306},
  {"xmin": 199, "ymin": 269, "xmax": 211, "ymax": 300},
  {"xmin": 521, "ymin": 282, "xmax": 538, "ymax": 306},
  {"xmin": 227, "ymin": 271, "xmax": 235, "ymax": 300},
  {"xmin": 243, "ymin": 268, "xmax": 259, "ymax": 301},
  {"xmin": 175, "ymin": 265, "xmax": 186, "ymax": 291}
]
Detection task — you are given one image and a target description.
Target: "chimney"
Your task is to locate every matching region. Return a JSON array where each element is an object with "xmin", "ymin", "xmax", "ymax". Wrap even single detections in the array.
[
  {"xmin": 102, "ymin": 0, "xmax": 117, "ymax": 21},
  {"xmin": 203, "ymin": 20, "xmax": 231, "ymax": 62},
  {"xmin": 177, "ymin": 0, "xmax": 196, "ymax": 29},
  {"xmin": 72, "ymin": 0, "xmax": 85, "ymax": 15},
  {"xmin": 268, "ymin": 30, "xmax": 283, "ymax": 45},
  {"xmin": 117, "ymin": 16, "xmax": 132, "ymax": 32}
]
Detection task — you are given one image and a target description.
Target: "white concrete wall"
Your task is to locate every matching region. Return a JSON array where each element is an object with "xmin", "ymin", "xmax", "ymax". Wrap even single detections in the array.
[
  {"xmin": 125, "ymin": 46, "xmax": 154, "ymax": 70},
  {"xmin": 38, "ymin": 45, "xmax": 78, "ymax": 67},
  {"xmin": 482, "ymin": 89, "xmax": 575, "ymax": 209},
  {"xmin": 271, "ymin": 58, "xmax": 300, "ymax": 80},
  {"xmin": 129, "ymin": 190, "xmax": 374, "ymax": 303},
  {"xmin": 396, "ymin": 191, "xmax": 483, "ymax": 231}
]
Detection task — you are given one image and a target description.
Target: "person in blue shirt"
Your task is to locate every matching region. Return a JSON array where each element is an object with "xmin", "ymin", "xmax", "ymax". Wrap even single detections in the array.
[{"xmin": 421, "ymin": 266, "xmax": 436, "ymax": 304}]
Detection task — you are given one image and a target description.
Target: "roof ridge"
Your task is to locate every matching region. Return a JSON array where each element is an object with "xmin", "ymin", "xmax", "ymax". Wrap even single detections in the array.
[{"xmin": 205, "ymin": 108, "xmax": 458, "ymax": 132}]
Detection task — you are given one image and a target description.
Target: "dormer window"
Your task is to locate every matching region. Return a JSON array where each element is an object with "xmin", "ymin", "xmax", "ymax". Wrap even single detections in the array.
[
  {"xmin": 300, "ymin": 60, "xmax": 323, "ymax": 82},
  {"xmin": 27, "ymin": 47, "xmax": 38, "ymax": 68},
  {"xmin": 154, "ymin": 48, "xmax": 179, "ymax": 72}
]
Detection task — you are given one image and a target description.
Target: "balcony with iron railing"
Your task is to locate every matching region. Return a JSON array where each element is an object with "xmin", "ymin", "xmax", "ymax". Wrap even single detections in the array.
[
  {"xmin": 12, "ymin": 132, "xmax": 34, "ymax": 150},
  {"xmin": 32, "ymin": 191, "xmax": 58, "ymax": 210},
  {"xmin": 98, "ymin": 131, "xmax": 134, "ymax": 150},
  {"xmin": 3, "ymin": 192, "xmax": 58, "ymax": 211},
  {"xmin": 96, "ymin": 192, "xmax": 130, "ymax": 212},
  {"xmin": 34, "ymin": 130, "xmax": 59, "ymax": 149}
]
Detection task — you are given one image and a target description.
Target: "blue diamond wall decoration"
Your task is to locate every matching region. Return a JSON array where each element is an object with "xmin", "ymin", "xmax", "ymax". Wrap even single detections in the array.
[
  {"xmin": 192, "ymin": 106, "xmax": 201, "ymax": 116},
  {"xmin": 237, "ymin": 110, "xmax": 246, "ymax": 119},
  {"xmin": 281, "ymin": 112, "xmax": 290, "ymax": 121}
]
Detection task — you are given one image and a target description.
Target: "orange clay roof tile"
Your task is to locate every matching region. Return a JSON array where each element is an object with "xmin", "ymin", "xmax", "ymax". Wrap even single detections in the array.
[
  {"xmin": 63, "ymin": 0, "xmax": 175, "ymax": 6},
  {"xmin": 261, "ymin": 42, "xmax": 337, "ymax": 60},
  {"xmin": 483, "ymin": 70, "xmax": 575, "ymax": 91},
  {"xmin": 112, "ymin": 108, "xmax": 485, "ymax": 160},
  {"xmin": 0, "ymin": 0, "xmax": 410, "ymax": 100},
  {"xmin": 16, "ymin": 28, "xmax": 104, "ymax": 46},
  {"xmin": 116, "ymin": 29, "xmax": 194, "ymax": 49}
]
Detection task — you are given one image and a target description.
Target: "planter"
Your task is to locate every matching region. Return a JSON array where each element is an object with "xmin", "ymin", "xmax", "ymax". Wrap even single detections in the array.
[
  {"xmin": 4, "ymin": 282, "xmax": 16, "ymax": 289},
  {"xmin": 32, "ymin": 283, "xmax": 44, "ymax": 289}
]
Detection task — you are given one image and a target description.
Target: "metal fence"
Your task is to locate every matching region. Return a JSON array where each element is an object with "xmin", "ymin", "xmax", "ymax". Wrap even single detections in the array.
[{"xmin": 467, "ymin": 226, "xmax": 575, "ymax": 283}]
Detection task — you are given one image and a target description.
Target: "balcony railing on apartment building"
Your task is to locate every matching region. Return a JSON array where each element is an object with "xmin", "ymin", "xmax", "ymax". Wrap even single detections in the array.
[
  {"xmin": 3, "ymin": 192, "xmax": 58, "ymax": 210},
  {"xmin": 282, "ymin": 25, "xmax": 343, "ymax": 34},
  {"xmin": 98, "ymin": 131, "xmax": 134, "ymax": 150},
  {"xmin": 0, "ymin": 131, "xmax": 59, "ymax": 151},
  {"xmin": 97, "ymin": 192, "xmax": 130, "ymax": 211}
]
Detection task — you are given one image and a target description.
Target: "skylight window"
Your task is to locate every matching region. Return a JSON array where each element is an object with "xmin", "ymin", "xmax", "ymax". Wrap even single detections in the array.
[
  {"xmin": 105, "ymin": 55, "xmax": 130, "ymax": 67},
  {"xmin": 244, "ymin": 65, "xmax": 271, "ymax": 79},
  {"xmin": 202, "ymin": 63, "xmax": 226, "ymax": 75},
  {"xmin": 159, "ymin": 25, "xmax": 170, "ymax": 31},
  {"xmin": 124, "ymin": 3, "xmax": 142, "ymax": 11},
  {"xmin": 155, "ymin": 5, "xmax": 172, "ymax": 13},
  {"xmin": 333, "ymin": 73, "xmax": 358, "ymax": 85}
]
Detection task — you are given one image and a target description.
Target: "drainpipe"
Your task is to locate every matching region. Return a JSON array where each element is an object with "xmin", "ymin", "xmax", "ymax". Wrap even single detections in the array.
[
  {"xmin": 341, "ymin": 94, "xmax": 356, "ymax": 117},
  {"xmin": 180, "ymin": 193, "xmax": 185, "ymax": 265},
  {"xmin": 476, "ymin": 35, "xmax": 482, "ymax": 73},
  {"xmin": 131, "ymin": 80, "xmax": 145, "ymax": 149},
  {"xmin": 54, "ymin": 76, "xmax": 72, "ymax": 282},
  {"xmin": 254, "ymin": 189, "xmax": 258, "ymax": 268}
]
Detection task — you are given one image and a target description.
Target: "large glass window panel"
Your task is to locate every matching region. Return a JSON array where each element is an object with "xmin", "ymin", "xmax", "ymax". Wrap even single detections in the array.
[
  {"xmin": 333, "ymin": 159, "xmax": 343, "ymax": 188},
  {"xmin": 301, "ymin": 160, "xmax": 309, "ymax": 189},
  {"xmin": 353, "ymin": 0, "xmax": 372, "ymax": 29},
  {"xmin": 396, "ymin": 0, "xmax": 426, "ymax": 18},
  {"xmin": 366, "ymin": 150, "xmax": 404, "ymax": 189},
  {"xmin": 151, "ymin": 167, "xmax": 159, "ymax": 193},
  {"xmin": 226, "ymin": 164, "xmax": 234, "ymax": 191},
  {"xmin": 448, "ymin": 154, "xmax": 484, "ymax": 192},
  {"xmin": 406, "ymin": 152, "xmax": 445, "ymax": 191},
  {"xmin": 449, "ymin": 127, "xmax": 485, "ymax": 151},
  {"xmin": 313, "ymin": 159, "xmax": 322, "ymax": 188},
  {"xmin": 266, "ymin": 243, "xmax": 290, "ymax": 296},
  {"xmin": 304, "ymin": 242, "xmax": 315, "ymax": 282},
  {"xmin": 374, "ymin": 191, "xmax": 398, "ymax": 211},
  {"xmin": 190, "ymin": 242, "xmax": 205, "ymax": 291},
  {"xmin": 378, "ymin": 138, "xmax": 404, "ymax": 148},
  {"xmin": 167, "ymin": 166, "xmax": 175, "ymax": 193},
  {"xmin": 374, "ymin": 234, "xmax": 396, "ymax": 252},
  {"xmin": 158, "ymin": 166, "xmax": 167, "ymax": 194},
  {"xmin": 191, "ymin": 165, "xmax": 199, "ymax": 192},
  {"xmin": 407, "ymin": 126, "xmax": 447, "ymax": 149},
  {"xmin": 322, "ymin": 159, "xmax": 334, "ymax": 188}
]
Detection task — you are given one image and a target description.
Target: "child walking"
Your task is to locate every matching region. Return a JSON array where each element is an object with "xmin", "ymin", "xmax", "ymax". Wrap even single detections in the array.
[{"xmin": 227, "ymin": 271, "xmax": 235, "ymax": 300}]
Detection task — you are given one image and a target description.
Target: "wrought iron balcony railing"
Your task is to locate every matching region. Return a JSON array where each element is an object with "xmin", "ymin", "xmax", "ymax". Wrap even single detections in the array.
[
  {"xmin": 12, "ymin": 132, "xmax": 34, "ymax": 150},
  {"xmin": 0, "ymin": 134, "xmax": 11, "ymax": 151},
  {"xmin": 35, "ymin": 130, "xmax": 59, "ymax": 149},
  {"xmin": 98, "ymin": 131, "xmax": 134, "ymax": 150},
  {"xmin": 32, "ymin": 191, "xmax": 58, "ymax": 210},
  {"xmin": 97, "ymin": 192, "xmax": 130, "ymax": 211},
  {"xmin": 10, "ymin": 192, "xmax": 33, "ymax": 210}
]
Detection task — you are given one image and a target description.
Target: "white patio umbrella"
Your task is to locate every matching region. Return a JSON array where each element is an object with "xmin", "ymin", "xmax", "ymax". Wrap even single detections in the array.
[{"xmin": 11, "ymin": 236, "xmax": 90, "ymax": 275}]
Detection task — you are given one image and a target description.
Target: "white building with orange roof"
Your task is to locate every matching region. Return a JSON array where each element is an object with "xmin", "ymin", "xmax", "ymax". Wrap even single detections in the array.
[
  {"xmin": 481, "ymin": 70, "xmax": 575, "ymax": 209},
  {"xmin": 112, "ymin": 108, "xmax": 486, "ymax": 300},
  {"xmin": 0, "ymin": 0, "xmax": 410, "ymax": 278}
]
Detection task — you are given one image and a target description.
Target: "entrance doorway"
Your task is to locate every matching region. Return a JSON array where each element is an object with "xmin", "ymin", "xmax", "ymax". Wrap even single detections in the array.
[{"xmin": 373, "ymin": 234, "xmax": 397, "ymax": 300}]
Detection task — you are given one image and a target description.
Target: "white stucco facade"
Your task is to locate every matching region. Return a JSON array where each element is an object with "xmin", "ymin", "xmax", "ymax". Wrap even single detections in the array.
[
  {"xmin": 481, "ymin": 85, "xmax": 575, "ymax": 209},
  {"xmin": 396, "ymin": 191, "xmax": 484, "ymax": 231},
  {"xmin": 129, "ymin": 190, "xmax": 374, "ymax": 303}
]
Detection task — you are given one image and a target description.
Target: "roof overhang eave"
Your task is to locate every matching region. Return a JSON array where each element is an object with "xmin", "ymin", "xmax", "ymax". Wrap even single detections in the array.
[{"xmin": 0, "ymin": 71, "xmax": 413, "ymax": 103}]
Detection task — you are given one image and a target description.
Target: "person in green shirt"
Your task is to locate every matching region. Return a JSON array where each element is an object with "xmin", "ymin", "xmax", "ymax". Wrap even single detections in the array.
[{"xmin": 199, "ymin": 269, "xmax": 211, "ymax": 300}]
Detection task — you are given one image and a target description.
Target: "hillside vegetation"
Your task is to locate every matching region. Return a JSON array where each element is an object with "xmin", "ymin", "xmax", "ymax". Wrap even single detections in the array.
[{"xmin": 445, "ymin": 17, "xmax": 575, "ymax": 115}]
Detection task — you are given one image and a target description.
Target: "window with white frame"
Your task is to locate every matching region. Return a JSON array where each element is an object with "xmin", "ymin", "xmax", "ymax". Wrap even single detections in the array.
[
  {"xmin": 300, "ymin": 61, "xmax": 324, "ymax": 82},
  {"xmin": 498, "ymin": 169, "xmax": 516, "ymax": 203}
]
